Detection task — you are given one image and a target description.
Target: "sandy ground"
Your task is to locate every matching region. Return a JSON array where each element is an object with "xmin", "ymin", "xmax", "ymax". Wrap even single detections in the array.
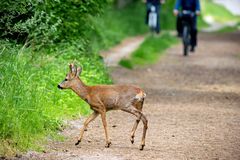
[{"xmin": 20, "ymin": 32, "xmax": 240, "ymax": 160}]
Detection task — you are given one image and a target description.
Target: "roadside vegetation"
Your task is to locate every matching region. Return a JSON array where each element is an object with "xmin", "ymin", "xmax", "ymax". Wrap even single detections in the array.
[
  {"xmin": 1, "ymin": 0, "xmax": 111, "ymax": 156},
  {"xmin": 0, "ymin": 42, "xmax": 111, "ymax": 156},
  {"xmin": 217, "ymin": 22, "xmax": 240, "ymax": 33}
]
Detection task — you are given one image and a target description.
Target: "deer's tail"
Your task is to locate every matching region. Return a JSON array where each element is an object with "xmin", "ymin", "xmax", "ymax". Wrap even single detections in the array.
[{"xmin": 134, "ymin": 90, "xmax": 146, "ymax": 102}]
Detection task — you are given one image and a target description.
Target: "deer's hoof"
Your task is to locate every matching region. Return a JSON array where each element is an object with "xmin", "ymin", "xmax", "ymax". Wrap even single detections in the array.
[
  {"xmin": 75, "ymin": 140, "xmax": 81, "ymax": 146},
  {"xmin": 139, "ymin": 144, "xmax": 145, "ymax": 151},
  {"xmin": 130, "ymin": 136, "xmax": 134, "ymax": 144},
  {"xmin": 105, "ymin": 142, "xmax": 111, "ymax": 148}
]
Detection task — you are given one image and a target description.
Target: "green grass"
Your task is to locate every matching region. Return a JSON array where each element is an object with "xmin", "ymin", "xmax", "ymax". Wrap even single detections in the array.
[
  {"xmin": 119, "ymin": 33, "xmax": 178, "ymax": 69},
  {"xmin": 217, "ymin": 26, "xmax": 239, "ymax": 33},
  {"xmin": 198, "ymin": 15, "xmax": 209, "ymax": 29},
  {"xmin": 217, "ymin": 22, "xmax": 240, "ymax": 33},
  {"xmin": 160, "ymin": 0, "xmax": 177, "ymax": 30},
  {"xmin": 202, "ymin": 0, "xmax": 240, "ymax": 23},
  {"xmin": 0, "ymin": 41, "xmax": 112, "ymax": 157}
]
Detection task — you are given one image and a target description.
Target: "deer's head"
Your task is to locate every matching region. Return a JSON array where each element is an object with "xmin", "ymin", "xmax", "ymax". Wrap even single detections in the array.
[{"xmin": 58, "ymin": 63, "xmax": 82, "ymax": 89}]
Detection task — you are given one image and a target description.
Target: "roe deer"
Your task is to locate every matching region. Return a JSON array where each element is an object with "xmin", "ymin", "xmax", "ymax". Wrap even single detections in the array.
[{"xmin": 58, "ymin": 64, "xmax": 148, "ymax": 150}]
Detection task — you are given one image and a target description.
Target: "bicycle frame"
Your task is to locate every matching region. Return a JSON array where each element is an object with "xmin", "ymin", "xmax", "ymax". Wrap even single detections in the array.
[{"xmin": 178, "ymin": 10, "xmax": 195, "ymax": 56}]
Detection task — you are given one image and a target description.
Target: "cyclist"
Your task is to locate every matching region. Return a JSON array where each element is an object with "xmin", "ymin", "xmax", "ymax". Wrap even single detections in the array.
[
  {"xmin": 145, "ymin": 0, "xmax": 165, "ymax": 34},
  {"xmin": 173, "ymin": 0, "xmax": 201, "ymax": 52}
]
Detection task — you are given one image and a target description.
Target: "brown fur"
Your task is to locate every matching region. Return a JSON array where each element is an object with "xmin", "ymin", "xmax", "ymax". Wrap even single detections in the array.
[{"xmin": 58, "ymin": 64, "xmax": 148, "ymax": 150}]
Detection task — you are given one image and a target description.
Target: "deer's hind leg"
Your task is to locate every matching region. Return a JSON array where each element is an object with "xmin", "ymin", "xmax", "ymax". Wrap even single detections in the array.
[
  {"xmin": 121, "ymin": 104, "xmax": 148, "ymax": 150},
  {"xmin": 130, "ymin": 99, "xmax": 145, "ymax": 144},
  {"xmin": 139, "ymin": 112, "xmax": 148, "ymax": 150}
]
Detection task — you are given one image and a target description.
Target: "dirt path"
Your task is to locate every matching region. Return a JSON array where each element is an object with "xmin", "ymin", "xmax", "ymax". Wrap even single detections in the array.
[
  {"xmin": 100, "ymin": 36, "xmax": 145, "ymax": 66},
  {"xmin": 22, "ymin": 32, "xmax": 240, "ymax": 160}
]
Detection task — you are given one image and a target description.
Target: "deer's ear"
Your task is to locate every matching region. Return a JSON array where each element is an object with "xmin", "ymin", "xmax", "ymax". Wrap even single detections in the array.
[
  {"xmin": 76, "ymin": 67, "xmax": 82, "ymax": 77},
  {"xmin": 69, "ymin": 63, "xmax": 76, "ymax": 73}
]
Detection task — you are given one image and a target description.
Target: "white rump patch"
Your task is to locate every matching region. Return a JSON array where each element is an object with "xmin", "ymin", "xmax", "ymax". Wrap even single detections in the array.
[{"xmin": 134, "ymin": 91, "xmax": 146, "ymax": 101}]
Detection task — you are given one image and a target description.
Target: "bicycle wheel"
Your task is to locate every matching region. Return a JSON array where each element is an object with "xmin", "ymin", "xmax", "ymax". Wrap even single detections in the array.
[{"xmin": 182, "ymin": 26, "xmax": 189, "ymax": 56}]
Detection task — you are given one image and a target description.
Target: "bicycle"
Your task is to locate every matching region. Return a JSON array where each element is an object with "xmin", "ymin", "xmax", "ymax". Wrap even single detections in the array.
[{"xmin": 178, "ymin": 10, "xmax": 196, "ymax": 56}]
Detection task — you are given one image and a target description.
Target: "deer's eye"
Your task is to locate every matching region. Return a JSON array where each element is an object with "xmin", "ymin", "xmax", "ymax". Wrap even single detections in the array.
[{"xmin": 65, "ymin": 78, "xmax": 68, "ymax": 81}]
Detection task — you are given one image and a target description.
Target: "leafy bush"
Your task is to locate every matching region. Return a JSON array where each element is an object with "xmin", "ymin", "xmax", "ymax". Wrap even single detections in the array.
[{"xmin": 0, "ymin": 0, "xmax": 108, "ymax": 47}]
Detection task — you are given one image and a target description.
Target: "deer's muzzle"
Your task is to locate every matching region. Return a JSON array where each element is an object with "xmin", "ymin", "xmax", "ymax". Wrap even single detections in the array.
[{"xmin": 57, "ymin": 84, "xmax": 63, "ymax": 89}]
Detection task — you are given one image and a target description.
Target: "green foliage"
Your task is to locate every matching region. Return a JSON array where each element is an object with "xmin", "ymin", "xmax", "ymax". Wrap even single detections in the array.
[
  {"xmin": 0, "ymin": 41, "xmax": 112, "ymax": 156},
  {"xmin": 202, "ymin": 0, "xmax": 240, "ymax": 23},
  {"xmin": 119, "ymin": 59, "xmax": 134, "ymax": 69},
  {"xmin": 119, "ymin": 33, "xmax": 178, "ymax": 68},
  {"xmin": 198, "ymin": 15, "xmax": 209, "ymax": 29},
  {"xmin": 89, "ymin": 2, "xmax": 148, "ymax": 52},
  {"xmin": 0, "ymin": 0, "xmax": 33, "ymax": 42},
  {"xmin": 160, "ymin": 0, "xmax": 176, "ymax": 30},
  {"xmin": 0, "ymin": 0, "xmax": 108, "ymax": 47},
  {"xmin": 217, "ymin": 22, "xmax": 240, "ymax": 33}
]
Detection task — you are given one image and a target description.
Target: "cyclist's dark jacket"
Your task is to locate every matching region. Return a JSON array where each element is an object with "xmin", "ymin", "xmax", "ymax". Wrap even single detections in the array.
[
  {"xmin": 174, "ymin": 0, "xmax": 200, "ymax": 11},
  {"xmin": 147, "ymin": 0, "xmax": 161, "ymax": 5}
]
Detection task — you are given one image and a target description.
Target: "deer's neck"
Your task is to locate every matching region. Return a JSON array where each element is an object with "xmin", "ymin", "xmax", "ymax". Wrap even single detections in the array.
[{"xmin": 71, "ymin": 78, "xmax": 89, "ymax": 101}]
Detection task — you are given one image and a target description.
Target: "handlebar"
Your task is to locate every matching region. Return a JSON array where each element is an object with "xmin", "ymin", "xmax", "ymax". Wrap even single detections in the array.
[{"xmin": 178, "ymin": 10, "xmax": 196, "ymax": 17}]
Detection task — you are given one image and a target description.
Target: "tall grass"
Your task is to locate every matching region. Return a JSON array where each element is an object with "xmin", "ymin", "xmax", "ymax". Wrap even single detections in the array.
[{"xmin": 0, "ymin": 41, "xmax": 111, "ymax": 156}]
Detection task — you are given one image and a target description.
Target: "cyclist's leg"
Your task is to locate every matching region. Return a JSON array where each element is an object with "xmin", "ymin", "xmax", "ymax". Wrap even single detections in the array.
[
  {"xmin": 155, "ymin": 4, "xmax": 160, "ymax": 34},
  {"xmin": 190, "ymin": 17, "xmax": 197, "ymax": 51},
  {"xmin": 176, "ymin": 16, "xmax": 183, "ymax": 37},
  {"xmin": 194, "ymin": 17, "xmax": 198, "ymax": 47}
]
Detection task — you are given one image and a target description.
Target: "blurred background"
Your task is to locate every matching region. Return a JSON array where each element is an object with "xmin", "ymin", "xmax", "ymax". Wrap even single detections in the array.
[{"xmin": 0, "ymin": 0, "xmax": 239, "ymax": 157}]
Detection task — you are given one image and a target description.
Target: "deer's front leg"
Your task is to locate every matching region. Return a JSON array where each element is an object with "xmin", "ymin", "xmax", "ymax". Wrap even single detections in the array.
[
  {"xmin": 75, "ymin": 111, "xmax": 99, "ymax": 146},
  {"xmin": 100, "ymin": 111, "xmax": 111, "ymax": 148}
]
